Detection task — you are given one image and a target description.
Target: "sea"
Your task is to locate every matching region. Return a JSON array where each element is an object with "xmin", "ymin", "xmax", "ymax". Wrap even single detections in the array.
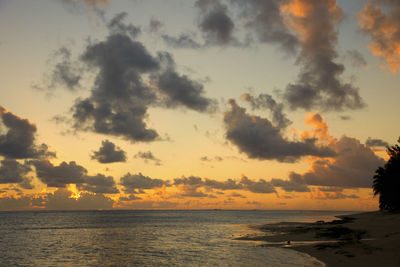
[{"xmin": 0, "ymin": 210, "xmax": 357, "ymax": 266}]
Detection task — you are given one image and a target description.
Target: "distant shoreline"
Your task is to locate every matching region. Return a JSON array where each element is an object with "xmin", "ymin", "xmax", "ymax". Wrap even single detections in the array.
[{"xmin": 237, "ymin": 211, "xmax": 400, "ymax": 267}]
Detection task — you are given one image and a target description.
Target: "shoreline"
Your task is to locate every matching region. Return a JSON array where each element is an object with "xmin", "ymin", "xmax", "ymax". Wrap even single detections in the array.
[{"xmin": 237, "ymin": 211, "xmax": 400, "ymax": 267}]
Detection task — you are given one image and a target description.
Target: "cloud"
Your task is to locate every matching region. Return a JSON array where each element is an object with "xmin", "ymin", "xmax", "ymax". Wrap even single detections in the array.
[
  {"xmin": 148, "ymin": 17, "xmax": 164, "ymax": 33},
  {"xmin": 173, "ymin": 175, "xmax": 276, "ymax": 195},
  {"xmin": 358, "ymin": 1, "xmax": 400, "ymax": 72},
  {"xmin": 0, "ymin": 106, "xmax": 55, "ymax": 159},
  {"xmin": 200, "ymin": 156, "xmax": 223, "ymax": 162},
  {"xmin": 174, "ymin": 175, "xmax": 276, "ymax": 194},
  {"xmin": 37, "ymin": 47, "xmax": 82, "ymax": 92},
  {"xmin": 240, "ymin": 93, "xmax": 291, "ymax": 129},
  {"xmin": 293, "ymin": 136, "xmax": 385, "ymax": 188},
  {"xmin": 43, "ymin": 188, "xmax": 114, "ymax": 210},
  {"xmin": 31, "ymin": 160, "xmax": 87, "ymax": 187},
  {"xmin": 195, "ymin": 0, "xmax": 236, "ymax": 45},
  {"xmin": 285, "ymin": 113, "xmax": 385, "ymax": 188},
  {"xmin": 80, "ymin": 174, "xmax": 119, "ymax": 194},
  {"xmin": 203, "ymin": 178, "xmax": 242, "ymax": 190},
  {"xmin": 43, "ymin": 13, "xmax": 216, "ymax": 142},
  {"xmin": 0, "ymin": 159, "xmax": 33, "ymax": 189},
  {"xmin": 365, "ymin": 137, "xmax": 389, "ymax": 147},
  {"xmin": 223, "ymin": 100, "xmax": 334, "ymax": 162},
  {"xmin": 174, "ymin": 176, "xmax": 216, "ymax": 198},
  {"xmin": 281, "ymin": 0, "xmax": 364, "ymax": 111},
  {"xmin": 107, "ymin": 12, "xmax": 141, "ymax": 38},
  {"xmin": 310, "ymin": 189, "xmax": 359, "ymax": 200},
  {"xmin": 339, "ymin": 115, "xmax": 351, "ymax": 121},
  {"xmin": 91, "ymin": 140, "xmax": 126, "ymax": 163},
  {"xmin": 239, "ymin": 175, "xmax": 275, "ymax": 193},
  {"xmin": 120, "ymin": 172, "xmax": 168, "ymax": 194},
  {"xmin": 230, "ymin": 192, "xmax": 246, "ymax": 198},
  {"xmin": 156, "ymin": 69, "xmax": 217, "ymax": 113},
  {"xmin": 271, "ymin": 173, "xmax": 310, "ymax": 192},
  {"xmin": 134, "ymin": 151, "xmax": 161, "ymax": 165},
  {"xmin": 231, "ymin": 0, "xmax": 299, "ymax": 53},
  {"xmin": 162, "ymin": 33, "xmax": 203, "ymax": 49},
  {"xmin": 72, "ymin": 24, "xmax": 160, "ymax": 142},
  {"xmin": 345, "ymin": 50, "xmax": 368, "ymax": 68},
  {"xmin": 0, "ymin": 188, "xmax": 115, "ymax": 211}
]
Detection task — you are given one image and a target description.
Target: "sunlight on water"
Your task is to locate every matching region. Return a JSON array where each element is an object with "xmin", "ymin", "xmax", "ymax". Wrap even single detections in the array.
[{"xmin": 0, "ymin": 210, "xmax": 355, "ymax": 266}]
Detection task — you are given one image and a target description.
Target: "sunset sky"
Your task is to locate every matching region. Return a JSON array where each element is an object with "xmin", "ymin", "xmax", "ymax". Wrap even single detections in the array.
[{"xmin": 0, "ymin": 0, "xmax": 399, "ymax": 211}]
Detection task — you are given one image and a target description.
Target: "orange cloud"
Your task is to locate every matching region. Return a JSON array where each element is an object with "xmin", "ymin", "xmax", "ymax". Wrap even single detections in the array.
[
  {"xmin": 280, "ymin": 0, "xmax": 342, "ymax": 41},
  {"xmin": 301, "ymin": 113, "xmax": 332, "ymax": 142},
  {"xmin": 358, "ymin": 2, "xmax": 400, "ymax": 72}
]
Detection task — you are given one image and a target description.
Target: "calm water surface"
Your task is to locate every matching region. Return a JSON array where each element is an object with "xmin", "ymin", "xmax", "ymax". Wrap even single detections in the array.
[{"xmin": 0, "ymin": 210, "xmax": 357, "ymax": 266}]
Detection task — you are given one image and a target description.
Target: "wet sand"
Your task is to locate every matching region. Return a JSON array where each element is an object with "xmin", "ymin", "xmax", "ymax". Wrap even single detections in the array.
[{"xmin": 236, "ymin": 211, "xmax": 400, "ymax": 267}]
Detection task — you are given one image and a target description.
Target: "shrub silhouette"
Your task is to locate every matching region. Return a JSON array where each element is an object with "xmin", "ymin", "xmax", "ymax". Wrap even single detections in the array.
[{"xmin": 373, "ymin": 137, "xmax": 400, "ymax": 211}]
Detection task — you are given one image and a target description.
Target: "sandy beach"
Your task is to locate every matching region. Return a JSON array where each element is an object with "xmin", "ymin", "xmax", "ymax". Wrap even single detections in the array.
[{"xmin": 237, "ymin": 211, "xmax": 400, "ymax": 267}]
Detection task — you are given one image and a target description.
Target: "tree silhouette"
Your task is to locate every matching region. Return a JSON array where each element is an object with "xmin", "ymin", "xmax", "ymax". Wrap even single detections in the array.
[{"xmin": 373, "ymin": 138, "xmax": 400, "ymax": 211}]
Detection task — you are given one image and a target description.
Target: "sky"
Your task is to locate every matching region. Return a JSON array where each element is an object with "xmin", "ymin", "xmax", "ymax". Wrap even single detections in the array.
[{"xmin": 0, "ymin": 0, "xmax": 399, "ymax": 211}]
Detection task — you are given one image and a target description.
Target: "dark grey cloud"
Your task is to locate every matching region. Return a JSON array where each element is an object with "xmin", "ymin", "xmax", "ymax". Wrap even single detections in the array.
[
  {"xmin": 173, "ymin": 176, "xmax": 215, "ymax": 198},
  {"xmin": 195, "ymin": 0, "xmax": 236, "ymax": 45},
  {"xmin": 80, "ymin": 174, "xmax": 119, "ymax": 194},
  {"xmin": 156, "ymin": 69, "xmax": 217, "ymax": 113},
  {"xmin": 339, "ymin": 115, "xmax": 351, "ymax": 121},
  {"xmin": 292, "ymin": 136, "xmax": 385, "ymax": 188},
  {"xmin": 72, "ymin": 29, "xmax": 160, "ymax": 142},
  {"xmin": 120, "ymin": 172, "xmax": 168, "ymax": 194},
  {"xmin": 203, "ymin": 178, "xmax": 241, "ymax": 190},
  {"xmin": 148, "ymin": 17, "xmax": 164, "ymax": 33},
  {"xmin": 200, "ymin": 156, "xmax": 223, "ymax": 162},
  {"xmin": 239, "ymin": 175, "xmax": 275, "ymax": 193},
  {"xmin": 365, "ymin": 137, "xmax": 389, "ymax": 147},
  {"xmin": 318, "ymin": 186, "xmax": 344, "ymax": 192},
  {"xmin": 107, "ymin": 12, "xmax": 141, "ymax": 38},
  {"xmin": 271, "ymin": 174, "xmax": 310, "ymax": 192},
  {"xmin": 162, "ymin": 33, "xmax": 202, "ymax": 49},
  {"xmin": 241, "ymin": 93, "xmax": 291, "ymax": 129},
  {"xmin": 231, "ymin": 0, "xmax": 299, "ymax": 53},
  {"xmin": 43, "ymin": 13, "xmax": 217, "ymax": 142},
  {"xmin": 230, "ymin": 192, "xmax": 246, "ymax": 198},
  {"xmin": 174, "ymin": 175, "xmax": 275, "ymax": 194},
  {"xmin": 41, "ymin": 47, "xmax": 82, "ymax": 92},
  {"xmin": 174, "ymin": 176, "xmax": 203, "ymax": 186},
  {"xmin": 31, "ymin": 160, "xmax": 87, "ymax": 187},
  {"xmin": 312, "ymin": 190, "xmax": 359, "ymax": 200},
  {"xmin": 223, "ymin": 100, "xmax": 334, "ymax": 162},
  {"xmin": 134, "ymin": 151, "xmax": 161, "ymax": 165},
  {"xmin": 282, "ymin": 0, "xmax": 365, "ymax": 111},
  {"xmin": 91, "ymin": 140, "xmax": 126, "ymax": 163},
  {"xmin": 0, "ymin": 106, "xmax": 55, "ymax": 159},
  {"xmin": 345, "ymin": 50, "xmax": 368, "ymax": 67},
  {"xmin": 0, "ymin": 159, "xmax": 32, "ymax": 188}
]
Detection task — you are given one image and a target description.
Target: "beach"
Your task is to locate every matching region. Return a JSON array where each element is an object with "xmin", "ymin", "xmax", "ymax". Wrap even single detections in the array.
[{"xmin": 237, "ymin": 211, "xmax": 400, "ymax": 267}]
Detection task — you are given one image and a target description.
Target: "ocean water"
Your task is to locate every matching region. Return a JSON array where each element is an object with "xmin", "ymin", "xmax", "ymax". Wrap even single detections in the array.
[{"xmin": 0, "ymin": 210, "xmax": 356, "ymax": 266}]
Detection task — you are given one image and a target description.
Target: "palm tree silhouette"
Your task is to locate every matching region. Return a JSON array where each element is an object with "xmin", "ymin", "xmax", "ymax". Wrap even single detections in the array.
[{"xmin": 373, "ymin": 138, "xmax": 400, "ymax": 211}]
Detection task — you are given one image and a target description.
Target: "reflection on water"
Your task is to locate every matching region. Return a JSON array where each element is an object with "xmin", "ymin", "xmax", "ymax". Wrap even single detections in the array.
[{"xmin": 0, "ymin": 210, "xmax": 354, "ymax": 266}]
